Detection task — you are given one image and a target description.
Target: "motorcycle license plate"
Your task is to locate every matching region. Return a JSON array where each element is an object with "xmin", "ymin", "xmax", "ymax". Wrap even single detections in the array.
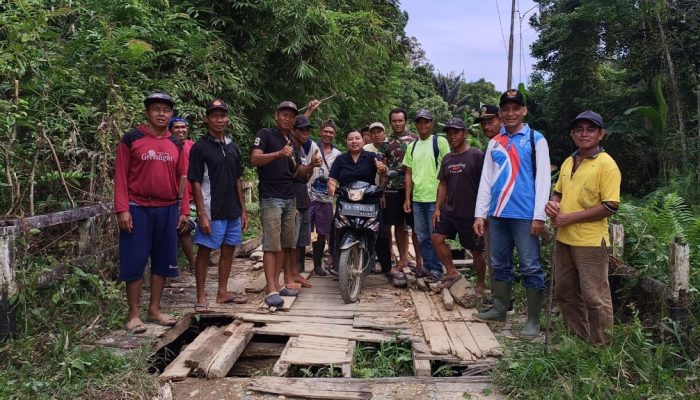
[{"xmin": 340, "ymin": 202, "xmax": 377, "ymax": 217}]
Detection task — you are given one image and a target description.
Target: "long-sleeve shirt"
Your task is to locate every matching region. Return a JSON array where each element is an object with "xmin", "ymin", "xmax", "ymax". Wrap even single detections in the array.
[
  {"xmin": 114, "ymin": 124, "xmax": 190, "ymax": 215},
  {"xmin": 474, "ymin": 124, "xmax": 550, "ymax": 221}
]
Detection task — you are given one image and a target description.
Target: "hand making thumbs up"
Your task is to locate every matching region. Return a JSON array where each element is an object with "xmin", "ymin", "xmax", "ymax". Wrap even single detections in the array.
[{"xmin": 311, "ymin": 148, "xmax": 322, "ymax": 167}]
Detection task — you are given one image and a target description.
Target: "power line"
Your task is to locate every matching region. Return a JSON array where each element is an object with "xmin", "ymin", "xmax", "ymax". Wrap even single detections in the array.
[{"xmin": 495, "ymin": 0, "xmax": 508, "ymax": 57}]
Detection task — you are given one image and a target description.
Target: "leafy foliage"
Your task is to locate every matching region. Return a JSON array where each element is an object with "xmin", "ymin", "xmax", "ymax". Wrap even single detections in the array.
[{"xmin": 352, "ymin": 340, "xmax": 413, "ymax": 377}]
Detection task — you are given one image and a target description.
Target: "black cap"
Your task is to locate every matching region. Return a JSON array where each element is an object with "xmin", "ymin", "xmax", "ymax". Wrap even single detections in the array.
[
  {"xmin": 414, "ymin": 109, "xmax": 433, "ymax": 121},
  {"xmin": 294, "ymin": 115, "xmax": 312, "ymax": 129},
  {"xmin": 144, "ymin": 92, "xmax": 174, "ymax": 108},
  {"xmin": 474, "ymin": 105, "xmax": 499, "ymax": 123},
  {"xmin": 499, "ymin": 89, "xmax": 525, "ymax": 106},
  {"xmin": 276, "ymin": 100, "xmax": 299, "ymax": 115},
  {"xmin": 572, "ymin": 110, "xmax": 605, "ymax": 129},
  {"xmin": 205, "ymin": 98, "xmax": 228, "ymax": 114},
  {"xmin": 443, "ymin": 118, "xmax": 466, "ymax": 131}
]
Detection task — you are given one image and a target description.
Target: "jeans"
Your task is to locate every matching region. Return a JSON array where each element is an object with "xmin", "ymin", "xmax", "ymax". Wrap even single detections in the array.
[
  {"xmin": 488, "ymin": 217, "xmax": 545, "ymax": 289},
  {"xmin": 413, "ymin": 201, "xmax": 443, "ymax": 277}
]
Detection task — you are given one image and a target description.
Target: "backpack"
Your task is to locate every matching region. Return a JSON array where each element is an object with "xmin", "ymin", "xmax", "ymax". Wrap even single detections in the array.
[{"xmin": 409, "ymin": 134, "xmax": 440, "ymax": 169}]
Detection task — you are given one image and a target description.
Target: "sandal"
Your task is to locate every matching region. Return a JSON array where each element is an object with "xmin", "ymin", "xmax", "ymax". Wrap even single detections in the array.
[
  {"xmin": 423, "ymin": 274, "xmax": 440, "ymax": 284},
  {"xmin": 386, "ymin": 269, "xmax": 405, "ymax": 280},
  {"xmin": 415, "ymin": 268, "xmax": 431, "ymax": 278},
  {"xmin": 126, "ymin": 319, "xmax": 147, "ymax": 334},
  {"xmin": 279, "ymin": 287, "xmax": 300, "ymax": 297},
  {"xmin": 194, "ymin": 302, "xmax": 211, "ymax": 313},
  {"xmin": 217, "ymin": 292, "xmax": 247, "ymax": 304},
  {"xmin": 437, "ymin": 274, "xmax": 462, "ymax": 289},
  {"xmin": 146, "ymin": 314, "xmax": 177, "ymax": 327},
  {"xmin": 265, "ymin": 292, "xmax": 284, "ymax": 308}
]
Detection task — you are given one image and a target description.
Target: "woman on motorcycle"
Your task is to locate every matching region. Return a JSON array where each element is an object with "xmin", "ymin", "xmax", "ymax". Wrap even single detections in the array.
[{"xmin": 327, "ymin": 130, "xmax": 392, "ymax": 277}]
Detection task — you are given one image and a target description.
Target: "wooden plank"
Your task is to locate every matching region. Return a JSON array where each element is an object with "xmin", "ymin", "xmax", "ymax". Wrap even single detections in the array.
[
  {"xmin": 253, "ymin": 322, "xmax": 396, "ymax": 342},
  {"xmin": 444, "ymin": 321, "xmax": 476, "ymax": 361},
  {"xmin": 343, "ymin": 340, "xmax": 355, "ymax": 377},
  {"xmin": 297, "ymin": 335, "xmax": 349, "ymax": 346},
  {"xmin": 224, "ymin": 320, "xmax": 241, "ymax": 336},
  {"xmin": 159, "ymin": 356, "xmax": 191, "ymax": 382},
  {"xmin": 284, "ymin": 349, "xmax": 349, "ymax": 364},
  {"xmin": 429, "ymin": 282, "xmax": 440, "ymax": 293},
  {"xmin": 422, "ymin": 321, "xmax": 451, "ymax": 355},
  {"xmin": 417, "ymin": 277, "xmax": 428, "ymax": 291},
  {"xmin": 413, "ymin": 358, "xmax": 432, "ymax": 377},
  {"xmin": 206, "ymin": 322, "xmax": 255, "ymax": 378},
  {"xmin": 279, "ymin": 295, "xmax": 296, "ymax": 311},
  {"xmin": 449, "ymin": 277, "xmax": 477, "ymax": 309},
  {"xmin": 236, "ymin": 312, "xmax": 354, "ymax": 326},
  {"xmin": 353, "ymin": 318, "xmax": 409, "ymax": 330},
  {"xmin": 247, "ymin": 382, "xmax": 370, "ymax": 400},
  {"xmin": 467, "ymin": 322, "xmax": 502, "ymax": 357},
  {"xmin": 183, "ymin": 326, "xmax": 229, "ymax": 376},
  {"xmin": 442, "ymin": 288, "xmax": 454, "ymax": 310},
  {"xmin": 669, "ymin": 239, "xmax": 690, "ymax": 300},
  {"xmin": 244, "ymin": 272, "xmax": 267, "ymax": 293},
  {"xmin": 284, "ymin": 310, "xmax": 355, "ymax": 318},
  {"xmin": 457, "ymin": 307, "xmax": 477, "ymax": 322},
  {"xmin": 409, "ymin": 289, "xmax": 438, "ymax": 322},
  {"xmin": 286, "ymin": 302, "xmax": 358, "ymax": 311},
  {"xmin": 272, "ymin": 337, "xmax": 294, "ymax": 376}
]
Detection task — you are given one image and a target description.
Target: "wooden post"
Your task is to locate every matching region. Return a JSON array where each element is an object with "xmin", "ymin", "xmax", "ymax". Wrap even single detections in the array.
[
  {"xmin": 78, "ymin": 216, "xmax": 97, "ymax": 257},
  {"xmin": 669, "ymin": 238, "xmax": 690, "ymax": 301},
  {"xmin": 609, "ymin": 222, "xmax": 624, "ymax": 258},
  {"xmin": 0, "ymin": 226, "xmax": 18, "ymax": 339}
]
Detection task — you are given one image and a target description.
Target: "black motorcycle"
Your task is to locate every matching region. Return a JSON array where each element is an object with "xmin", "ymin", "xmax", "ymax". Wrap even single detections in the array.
[{"xmin": 333, "ymin": 181, "xmax": 383, "ymax": 303}]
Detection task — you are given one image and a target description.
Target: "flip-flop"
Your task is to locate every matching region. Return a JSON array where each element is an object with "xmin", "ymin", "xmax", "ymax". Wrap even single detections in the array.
[
  {"xmin": 126, "ymin": 321, "xmax": 147, "ymax": 334},
  {"xmin": 265, "ymin": 292, "xmax": 284, "ymax": 308},
  {"xmin": 294, "ymin": 277, "xmax": 312, "ymax": 288},
  {"xmin": 386, "ymin": 270, "xmax": 405, "ymax": 280},
  {"xmin": 146, "ymin": 314, "xmax": 177, "ymax": 327},
  {"xmin": 279, "ymin": 287, "xmax": 300, "ymax": 297},
  {"xmin": 285, "ymin": 281, "xmax": 302, "ymax": 290},
  {"xmin": 194, "ymin": 302, "xmax": 211, "ymax": 313},
  {"xmin": 217, "ymin": 292, "xmax": 247, "ymax": 304},
  {"xmin": 437, "ymin": 274, "xmax": 462, "ymax": 289},
  {"xmin": 414, "ymin": 268, "xmax": 431, "ymax": 278},
  {"xmin": 423, "ymin": 274, "xmax": 440, "ymax": 284}
]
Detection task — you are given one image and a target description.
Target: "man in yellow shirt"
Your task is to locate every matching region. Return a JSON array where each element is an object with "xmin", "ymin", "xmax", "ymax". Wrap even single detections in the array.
[{"xmin": 545, "ymin": 110, "xmax": 621, "ymax": 345}]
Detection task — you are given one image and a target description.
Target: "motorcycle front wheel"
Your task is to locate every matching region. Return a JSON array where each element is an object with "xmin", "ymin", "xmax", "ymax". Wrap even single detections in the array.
[{"xmin": 338, "ymin": 244, "xmax": 364, "ymax": 303}]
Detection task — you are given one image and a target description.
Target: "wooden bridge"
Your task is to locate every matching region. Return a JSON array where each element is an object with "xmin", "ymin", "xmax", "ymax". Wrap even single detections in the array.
[{"xmin": 94, "ymin": 243, "xmax": 504, "ymax": 399}]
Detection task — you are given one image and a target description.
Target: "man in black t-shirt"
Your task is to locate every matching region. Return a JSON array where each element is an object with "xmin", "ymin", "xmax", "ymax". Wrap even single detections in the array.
[
  {"xmin": 251, "ymin": 101, "xmax": 303, "ymax": 308},
  {"xmin": 188, "ymin": 99, "xmax": 248, "ymax": 311},
  {"xmin": 431, "ymin": 118, "xmax": 487, "ymax": 294}
]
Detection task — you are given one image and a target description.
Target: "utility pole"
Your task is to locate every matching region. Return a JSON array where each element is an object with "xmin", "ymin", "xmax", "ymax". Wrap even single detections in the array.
[{"xmin": 507, "ymin": 0, "xmax": 516, "ymax": 90}]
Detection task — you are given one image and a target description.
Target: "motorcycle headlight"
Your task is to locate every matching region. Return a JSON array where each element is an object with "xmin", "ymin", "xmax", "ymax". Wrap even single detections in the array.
[{"xmin": 347, "ymin": 187, "xmax": 366, "ymax": 201}]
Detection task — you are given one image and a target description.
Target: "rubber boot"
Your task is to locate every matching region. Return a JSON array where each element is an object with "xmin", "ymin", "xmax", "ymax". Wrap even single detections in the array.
[
  {"xmin": 519, "ymin": 288, "xmax": 544, "ymax": 338},
  {"xmin": 296, "ymin": 246, "xmax": 306, "ymax": 273},
  {"xmin": 473, "ymin": 280, "xmax": 512, "ymax": 322},
  {"xmin": 312, "ymin": 241, "xmax": 327, "ymax": 276}
]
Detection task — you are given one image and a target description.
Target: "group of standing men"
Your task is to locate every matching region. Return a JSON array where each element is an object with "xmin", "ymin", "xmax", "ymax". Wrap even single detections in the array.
[{"xmin": 116, "ymin": 88, "xmax": 620, "ymax": 346}]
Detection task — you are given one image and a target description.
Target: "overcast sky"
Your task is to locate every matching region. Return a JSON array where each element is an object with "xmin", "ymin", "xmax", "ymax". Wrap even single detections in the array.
[{"xmin": 400, "ymin": 0, "xmax": 539, "ymax": 91}]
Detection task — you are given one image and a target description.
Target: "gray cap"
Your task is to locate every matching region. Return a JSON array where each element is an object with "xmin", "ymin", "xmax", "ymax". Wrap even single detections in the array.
[
  {"xmin": 144, "ymin": 92, "xmax": 174, "ymax": 108},
  {"xmin": 573, "ymin": 110, "xmax": 604, "ymax": 129},
  {"xmin": 276, "ymin": 100, "xmax": 299, "ymax": 115},
  {"xmin": 414, "ymin": 109, "xmax": 433, "ymax": 121},
  {"xmin": 443, "ymin": 118, "xmax": 466, "ymax": 131},
  {"xmin": 369, "ymin": 122, "xmax": 385, "ymax": 131}
]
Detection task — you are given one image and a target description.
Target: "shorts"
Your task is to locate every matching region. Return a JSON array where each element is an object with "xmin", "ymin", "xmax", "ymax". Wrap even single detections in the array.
[
  {"xmin": 260, "ymin": 197, "xmax": 296, "ymax": 251},
  {"xmin": 119, "ymin": 204, "xmax": 179, "ymax": 282},
  {"xmin": 433, "ymin": 215, "xmax": 484, "ymax": 252},
  {"xmin": 194, "ymin": 217, "xmax": 242, "ymax": 249},
  {"xmin": 309, "ymin": 200, "xmax": 333, "ymax": 235},
  {"xmin": 383, "ymin": 190, "xmax": 414, "ymax": 227},
  {"xmin": 295, "ymin": 208, "xmax": 311, "ymax": 247}
]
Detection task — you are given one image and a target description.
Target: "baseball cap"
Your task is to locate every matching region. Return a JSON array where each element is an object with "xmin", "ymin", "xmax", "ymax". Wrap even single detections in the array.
[
  {"xmin": 572, "ymin": 110, "xmax": 605, "ymax": 129},
  {"xmin": 205, "ymin": 98, "xmax": 228, "ymax": 114},
  {"xmin": 369, "ymin": 122, "xmax": 385, "ymax": 131},
  {"xmin": 294, "ymin": 115, "xmax": 312, "ymax": 129},
  {"xmin": 414, "ymin": 109, "xmax": 433, "ymax": 121},
  {"xmin": 474, "ymin": 105, "xmax": 499, "ymax": 123},
  {"xmin": 442, "ymin": 118, "xmax": 466, "ymax": 131},
  {"xmin": 499, "ymin": 89, "xmax": 525, "ymax": 106},
  {"xmin": 276, "ymin": 100, "xmax": 299, "ymax": 115},
  {"xmin": 144, "ymin": 92, "xmax": 174, "ymax": 108},
  {"xmin": 168, "ymin": 117, "xmax": 188, "ymax": 130}
]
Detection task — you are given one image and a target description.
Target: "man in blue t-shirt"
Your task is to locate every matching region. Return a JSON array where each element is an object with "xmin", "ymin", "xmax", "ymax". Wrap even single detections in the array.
[{"xmin": 473, "ymin": 89, "xmax": 551, "ymax": 338}]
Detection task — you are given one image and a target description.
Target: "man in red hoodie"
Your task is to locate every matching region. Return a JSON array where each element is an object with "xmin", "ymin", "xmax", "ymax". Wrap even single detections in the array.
[{"xmin": 114, "ymin": 92, "xmax": 189, "ymax": 333}]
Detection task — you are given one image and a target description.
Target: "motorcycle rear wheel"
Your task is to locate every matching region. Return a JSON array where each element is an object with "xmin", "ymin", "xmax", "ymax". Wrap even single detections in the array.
[{"xmin": 338, "ymin": 244, "xmax": 363, "ymax": 303}]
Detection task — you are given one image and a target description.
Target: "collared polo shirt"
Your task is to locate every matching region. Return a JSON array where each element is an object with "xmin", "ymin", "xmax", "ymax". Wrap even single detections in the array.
[
  {"xmin": 187, "ymin": 134, "xmax": 243, "ymax": 220},
  {"xmin": 554, "ymin": 148, "xmax": 621, "ymax": 246},
  {"xmin": 329, "ymin": 150, "xmax": 379, "ymax": 187}
]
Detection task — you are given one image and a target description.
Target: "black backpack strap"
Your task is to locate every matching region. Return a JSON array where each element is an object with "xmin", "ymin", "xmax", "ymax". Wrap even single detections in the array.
[
  {"xmin": 409, "ymin": 136, "xmax": 440, "ymax": 169},
  {"xmin": 530, "ymin": 129, "xmax": 536, "ymax": 179}
]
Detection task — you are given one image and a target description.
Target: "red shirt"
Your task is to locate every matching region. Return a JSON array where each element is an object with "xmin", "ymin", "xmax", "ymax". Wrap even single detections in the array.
[{"xmin": 114, "ymin": 124, "xmax": 190, "ymax": 215}]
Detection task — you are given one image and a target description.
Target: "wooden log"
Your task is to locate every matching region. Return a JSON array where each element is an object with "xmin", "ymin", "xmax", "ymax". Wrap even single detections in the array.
[
  {"xmin": 669, "ymin": 238, "xmax": 690, "ymax": 301},
  {"xmin": 7, "ymin": 202, "xmax": 113, "ymax": 230},
  {"xmin": 609, "ymin": 222, "xmax": 624, "ymax": 258},
  {"xmin": 416, "ymin": 278, "xmax": 428, "ymax": 291},
  {"xmin": 207, "ymin": 322, "xmax": 255, "ymax": 378},
  {"xmin": 0, "ymin": 228, "xmax": 18, "ymax": 339},
  {"xmin": 441, "ymin": 288, "xmax": 455, "ymax": 310},
  {"xmin": 421, "ymin": 321, "xmax": 451, "ymax": 355},
  {"xmin": 429, "ymin": 282, "xmax": 440, "ymax": 293},
  {"xmin": 342, "ymin": 340, "xmax": 355, "ymax": 378},
  {"xmin": 272, "ymin": 337, "xmax": 294, "ymax": 376},
  {"xmin": 252, "ymin": 322, "xmax": 398, "ymax": 342},
  {"xmin": 241, "ymin": 341, "xmax": 287, "ymax": 357},
  {"xmin": 449, "ymin": 277, "xmax": 477, "ymax": 309}
]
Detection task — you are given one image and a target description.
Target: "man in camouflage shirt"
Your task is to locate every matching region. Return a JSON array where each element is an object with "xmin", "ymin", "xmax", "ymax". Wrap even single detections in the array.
[{"xmin": 381, "ymin": 108, "xmax": 423, "ymax": 279}]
